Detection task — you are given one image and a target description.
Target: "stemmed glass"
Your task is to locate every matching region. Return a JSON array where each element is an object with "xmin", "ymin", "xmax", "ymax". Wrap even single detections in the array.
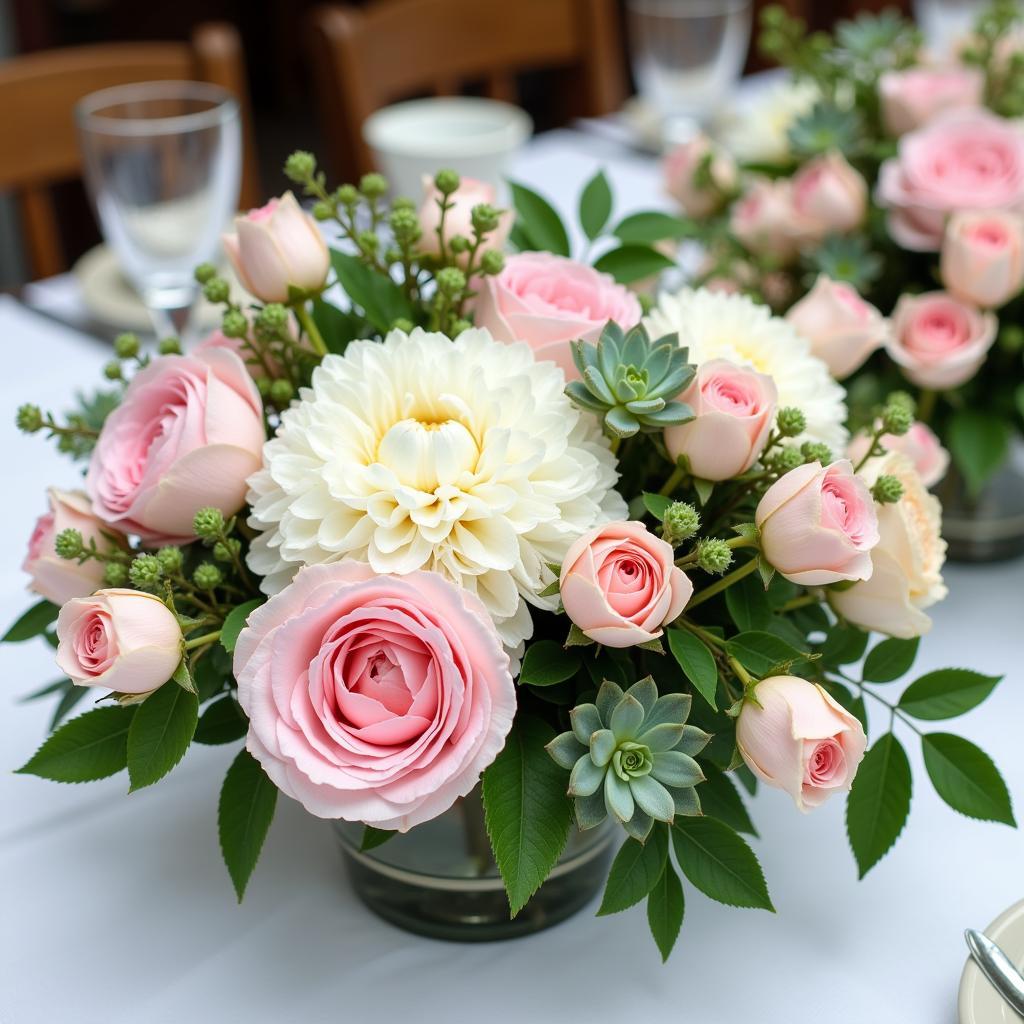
[{"xmin": 76, "ymin": 81, "xmax": 242, "ymax": 341}]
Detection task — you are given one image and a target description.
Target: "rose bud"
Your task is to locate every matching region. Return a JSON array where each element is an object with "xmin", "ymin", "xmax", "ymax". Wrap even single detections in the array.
[
  {"xmin": 791, "ymin": 152, "xmax": 868, "ymax": 239},
  {"xmin": 663, "ymin": 133, "xmax": 736, "ymax": 217},
  {"xmin": 222, "ymin": 191, "xmax": 330, "ymax": 303},
  {"xmin": 878, "ymin": 66, "xmax": 985, "ymax": 137},
  {"xmin": 417, "ymin": 176, "xmax": 512, "ymax": 265},
  {"xmin": 940, "ymin": 211, "xmax": 1024, "ymax": 310},
  {"xmin": 730, "ymin": 178, "xmax": 802, "ymax": 263},
  {"xmin": 847, "ymin": 420, "xmax": 949, "ymax": 488},
  {"xmin": 559, "ymin": 521, "xmax": 692, "ymax": 647},
  {"xmin": 664, "ymin": 359, "xmax": 777, "ymax": 480},
  {"xmin": 755, "ymin": 459, "xmax": 879, "ymax": 585},
  {"xmin": 55, "ymin": 589, "xmax": 183, "ymax": 694},
  {"xmin": 785, "ymin": 275, "xmax": 889, "ymax": 379},
  {"xmin": 23, "ymin": 489, "xmax": 121, "ymax": 605},
  {"xmin": 737, "ymin": 675, "xmax": 867, "ymax": 811},
  {"xmin": 886, "ymin": 290, "xmax": 997, "ymax": 390}
]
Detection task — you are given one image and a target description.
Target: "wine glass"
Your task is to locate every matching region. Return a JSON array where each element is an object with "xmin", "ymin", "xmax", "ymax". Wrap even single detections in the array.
[{"xmin": 76, "ymin": 81, "xmax": 242, "ymax": 342}]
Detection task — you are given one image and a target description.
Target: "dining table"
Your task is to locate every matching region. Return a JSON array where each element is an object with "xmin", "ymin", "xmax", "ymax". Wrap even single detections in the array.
[{"xmin": 1, "ymin": 122, "xmax": 1022, "ymax": 1024}]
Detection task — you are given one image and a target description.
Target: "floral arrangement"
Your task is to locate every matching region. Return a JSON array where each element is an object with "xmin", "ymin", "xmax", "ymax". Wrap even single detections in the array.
[
  {"xmin": 662, "ymin": 0, "xmax": 1024, "ymax": 503},
  {"xmin": 8, "ymin": 150, "xmax": 1014, "ymax": 960}
]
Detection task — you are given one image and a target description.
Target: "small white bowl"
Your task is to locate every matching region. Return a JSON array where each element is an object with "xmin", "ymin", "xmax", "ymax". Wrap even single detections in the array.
[{"xmin": 363, "ymin": 97, "xmax": 533, "ymax": 200}]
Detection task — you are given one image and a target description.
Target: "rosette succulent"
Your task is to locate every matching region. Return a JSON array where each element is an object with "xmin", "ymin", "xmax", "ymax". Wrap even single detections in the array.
[
  {"xmin": 546, "ymin": 676, "xmax": 709, "ymax": 842},
  {"xmin": 566, "ymin": 321, "xmax": 695, "ymax": 438}
]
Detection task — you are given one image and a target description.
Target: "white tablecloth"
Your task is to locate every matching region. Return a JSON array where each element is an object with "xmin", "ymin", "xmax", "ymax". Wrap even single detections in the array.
[{"xmin": 2, "ymin": 134, "xmax": 1023, "ymax": 1024}]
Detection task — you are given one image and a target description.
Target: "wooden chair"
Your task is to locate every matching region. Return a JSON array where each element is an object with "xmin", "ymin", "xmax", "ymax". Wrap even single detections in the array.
[
  {"xmin": 307, "ymin": 0, "xmax": 627, "ymax": 183},
  {"xmin": 0, "ymin": 22, "xmax": 261, "ymax": 280}
]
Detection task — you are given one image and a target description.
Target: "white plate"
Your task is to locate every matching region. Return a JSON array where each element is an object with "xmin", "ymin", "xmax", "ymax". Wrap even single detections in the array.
[{"xmin": 959, "ymin": 899, "xmax": 1024, "ymax": 1023}]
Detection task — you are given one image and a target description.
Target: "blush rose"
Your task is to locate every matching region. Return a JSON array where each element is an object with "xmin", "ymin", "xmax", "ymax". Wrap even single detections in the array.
[
  {"xmin": 847, "ymin": 420, "xmax": 949, "ymax": 488},
  {"xmin": 940, "ymin": 210, "xmax": 1024, "ymax": 309},
  {"xmin": 663, "ymin": 134, "xmax": 736, "ymax": 217},
  {"xmin": 791, "ymin": 152, "xmax": 868, "ymax": 239},
  {"xmin": 878, "ymin": 67, "xmax": 985, "ymax": 136}
]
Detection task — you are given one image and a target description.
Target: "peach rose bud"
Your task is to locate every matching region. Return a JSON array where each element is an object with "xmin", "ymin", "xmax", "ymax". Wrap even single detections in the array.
[
  {"xmin": 55, "ymin": 590, "xmax": 183, "ymax": 695},
  {"xmin": 785, "ymin": 275, "xmax": 889, "ymax": 379},
  {"xmin": 940, "ymin": 211, "xmax": 1024, "ymax": 310},
  {"xmin": 755, "ymin": 460, "xmax": 879, "ymax": 586},
  {"xmin": 417, "ymin": 176, "xmax": 512, "ymax": 265},
  {"xmin": 737, "ymin": 675, "xmax": 867, "ymax": 811},
  {"xmin": 559, "ymin": 521, "xmax": 693, "ymax": 648},
  {"xmin": 847, "ymin": 420, "xmax": 949, "ymax": 488},
  {"xmin": 223, "ymin": 191, "xmax": 329, "ymax": 303},
  {"xmin": 791, "ymin": 152, "xmax": 868, "ymax": 239},
  {"xmin": 878, "ymin": 67, "xmax": 985, "ymax": 137},
  {"xmin": 663, "ymin": 133, "xmax": 736, "ymax": 218},
  {"xmin": 664, "ymin": 359, "xmax": 778, "ymax": 481}
]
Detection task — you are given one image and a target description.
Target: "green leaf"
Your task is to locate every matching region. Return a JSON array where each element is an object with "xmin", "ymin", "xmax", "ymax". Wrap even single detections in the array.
[
  {"xmin": 724, "ymin": 573, "xmax": 773, "ymax": 632},
  {"xmin": 593, "ymin": 244, "xmax": 675, "ymax": 285},
  {"xmin": 193, "ymin": 644, "xmax": 233, "ymax": 701},
  {"xmin": 862, "ymin": 637, "xmax": 920, "ymax": 683},
  {"xmin": 725, "ymin": 631, "xmax": 808, "ymax": 678},
  {"xmin": 482, "ymin": 715, "xmax": 572, "ymax": 917},
  {"xmin": 671, "ymin": 817, "xmax": 773, "ymax": 910},
  {"xmin": 821, "ymin": 623, "xmax": 869, "ymax": 666},
  {"xmin": 171, "ymin": 659, "xmax": 196, "ymax": 694},
  {"xmin": 312, "ymin": 296, "xmax": 365, "ymax": 355},
  {"xmin": 699, "ymin": 770, "xmax": 757, "ymax": 837},
  {"xmin": 220, "ymin": 599, "xmax": 264, "ymax": 655},
  {"xmin": 20, "ymin": 678, "xmax": 69, "ymax": 702},
  {"xmin": 667, "ymin": 629, "xmax": 718, "ymax": 709},
  {"xmin": 579, "ymin": 169, "xmax": 613, "ymax": 241},
  {"xmin": 17, "ymin": 705, "xmax": 135, "ymax": 782},
  {"xmin": 613, "ymin": 211, "xmax": 692, "ymax": 244},
  {"xmin": 360, "ymin": 826, "xmax": 396, "ymax": 851},
  {"xmin": 330, "ymin": 250, "xmax": 415, "ymax": 333},
  {"xmin": 194, "ymin": 695, "xmax": 249, "ymax": 745},
  {"xmin": 598, "ymin": 827, "xmax": 669, "ymax": 916},
  {"xmin": 509, "ymin": 182, "xmax": 570, "ymax": 257},
  {"xmin": 948, "ymin": 409, "xmax": 1011, "ymax": 499},
  {"xmin": 921, "ymin": 733, "xmax": 1015, "ymax": 826},
  {"xmin": 219, "ymin": 748, "xmax": 278, "ymax": 901},
  {"xmin": 693, "ymin": 477, "xmax": 714, "ymax": 506},
  {"xmin": 3, "ymin": 599, "xmax": 59, "ymax": 643},
  {"xmin": 126, "ymin": 684, "xmax": 199, "ymax": 791},
  {"xmin": 642, "ymin": 491, "xmax": 671, "ymax": 520},
  {"xmin": 50, "ymin": 681, "xmax": 89, "ymax": 731},
  {"xmin": 845, "ymin": 732, "xmax": 912, "ymax": 878},
  {"xmin": 518, "ymin": 640, "xmax": 582, "ymax": 687},
  {"xmin": 646, "ymin": 860, "xmax": 685, "ymax": 962},
  {"xmin": 898, "ymin": 669, "xmax": 1002, "ymax": 720}
]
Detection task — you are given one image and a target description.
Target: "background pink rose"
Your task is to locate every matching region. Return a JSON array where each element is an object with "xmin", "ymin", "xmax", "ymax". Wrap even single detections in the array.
[
  {"xmin": 847, "ymin": 420, "xmax": 949, "ymax": 488},
  {"xmin": 878, "ymin": 67, "xmax": 985, "ymax": 136},
  {"xmin": 474, "ymin": 252, "xmax": 642, "ymax": 376},
  {"xmin": 791, "ymin": 152, "xmax": 867, "ymax": 238},
  {"xmin": 664, "ymin": 358, "xmax": 777, "ymax": 480},
  {"xmin": 559, "ymin": 521, "xmax": 692, "ymax": 647},
  {"xmin": 730, "ymin": 178, "xmax": 801, "ymax": 262},
  {"xmin": 235, "ymin": 562, "xmax": 516, "ymax": 831},
  {"xmin": 417, "ymin": 177, "xmax": 512, "ymax": 264},
  {"xmin": 886, "ymin": 290, "xmax": 997, "ymax": 389},
  {"xmin": 940, "ymin": 210, "xmax": 1024, "ymax": 309},
  {"xmin": 87, "ymin": 347, "xmax": 265, "ymax": 543},
  {"xmin": 663, "ymin": 134, "xmax": 736, "ymax": 217}
]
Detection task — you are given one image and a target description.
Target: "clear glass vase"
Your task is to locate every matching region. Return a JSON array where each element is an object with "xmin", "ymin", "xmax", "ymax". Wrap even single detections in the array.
[{"xmin": 333, "ymin": 787, "xmax": 614, "ymax": 941}]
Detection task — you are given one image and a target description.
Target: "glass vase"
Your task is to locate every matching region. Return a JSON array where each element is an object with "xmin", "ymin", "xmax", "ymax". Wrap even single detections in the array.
[{"xmin": 333, "ymin": 787, "xmax": 614, "ymax": 941}]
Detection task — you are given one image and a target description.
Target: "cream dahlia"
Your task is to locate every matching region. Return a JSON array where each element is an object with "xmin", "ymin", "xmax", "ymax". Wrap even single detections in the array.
[
  {"xmin": 246, "ymin": 327, "xmax": 625, "ymax": 649},
  {"xmin": 644, "ymin": 288, "xmax": 848, "ymax": 452}
]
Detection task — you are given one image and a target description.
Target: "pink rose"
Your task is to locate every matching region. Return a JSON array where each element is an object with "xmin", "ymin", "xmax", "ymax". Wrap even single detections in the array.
[
  {"xmin": 847, "ymin": 420, "xmax": 949, "ymax": 488},
  {"xmin": 877, "ymin": 109, "xmax": 1024, "ymax": 251},
  {"xmin": 87, "ymin": 347, "xmax": 265, "ymax": 543},
  {"xmin": 559, "ymin": 521, "xmax": 692, "ymax": 648},
  {"xmin": 755, "ymin": 460, "xmax": 879, "ymax": 585},
  {"xmin": 23, "ymin": 489, "xmax": 120, "ymax": 605},
  {"xmin": 791, "ymin": 152, "xmax": 867, "ymax": 238},
  {"xmin": 223, "ymin": 191, "xmax": 330, "ymax": 302},
  {"xmin": 664, "ymin": 359, "xmax": 777, "ymax": 481},
  {"xmin": 940, "ymin": 210, "xmax": 1024, "ymax": 309},
  {"xmin": 55, "ymin": 589, "xmax": 183, "ymax": 694},
  {"xmin": 737, "ymin": 675, "xmax": 867, "ymax": 811},
  {"xmin": 417, "ymin": 177, "xmax": 512, "ymax": 265},
  {"xmin": 474, "ymin": 252, "xmax": 642, "ymax": 377},
  {"xmin": 663, "ymin": 134, "xmax": 736, "ymax": 217},
  {"xmin": 878, "ymin": 67, "xmax": 985, "ymax": 136},
  {"xmin": 886, "ymin": 290, "xmax": 997, "ymax": 389},
  {"xmin": 730, "ymin": 179, "xmax": 801, "ymax": 263},
  {"xmin": 234, "ymin": 562, "xmax": 516, "ymax": 831},
  {"xmin": 785, "ymin": 275, "xmax": 889, "ymax": 379}
]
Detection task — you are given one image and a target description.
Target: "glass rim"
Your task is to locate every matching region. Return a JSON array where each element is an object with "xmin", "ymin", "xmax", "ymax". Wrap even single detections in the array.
[{"xmin": 75, "ymin": 80, "xmax": 239, "ymax": 136}]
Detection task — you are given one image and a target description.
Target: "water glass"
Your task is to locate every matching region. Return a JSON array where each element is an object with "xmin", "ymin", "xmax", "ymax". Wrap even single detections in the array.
[
  {"xmin": 76, "ymin": 81, "xmax": 241, "ymax": 340},
  {"xmin": 913, "ymin": 0, "xmax": 986, "ymax": 61}
]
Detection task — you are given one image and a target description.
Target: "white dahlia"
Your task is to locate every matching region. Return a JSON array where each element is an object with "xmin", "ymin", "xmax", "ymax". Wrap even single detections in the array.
[
  {"xmin": 644, "ymin": 288, "xmax": 848, "ymax": 452},
  {"xmin": 246, "ymin": 327, "xmax": 625, "ymax": 650}
]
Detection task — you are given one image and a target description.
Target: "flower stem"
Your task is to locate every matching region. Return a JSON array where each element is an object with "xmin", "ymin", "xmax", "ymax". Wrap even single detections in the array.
[
  {"xmin": 780, "ymin": 593, "xmax": 817, "ymax": 612},
  {"xmin": 184, "ymin": 629, "xmax": 222, "ymax": 651},
  {"xmin": 674, "ymin": 535, "xmax": 756, "ymax": 568},
  {"xmin": 659, "ymin": 464, "xmax": 687, "ymax": 496},
  {"xmin": 294, "ymin": 303, "xmax": 328, "ymax": 358},
  {"xmin": 686, "ymin": 557, "xmax": 759, "ymax": 610},
  {"xmin": 916, "ymin": 388, "xmax": 938, "ymax": 425}
]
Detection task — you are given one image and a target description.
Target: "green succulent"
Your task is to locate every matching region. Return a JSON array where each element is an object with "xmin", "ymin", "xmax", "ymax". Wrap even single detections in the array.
[
  {"xmin": 546, "ymin": 677, "xmax": 709, "ymax": 842},
  {"xmin": 565, "ymin": 321, "xmax": 695, "ymax": 439}
]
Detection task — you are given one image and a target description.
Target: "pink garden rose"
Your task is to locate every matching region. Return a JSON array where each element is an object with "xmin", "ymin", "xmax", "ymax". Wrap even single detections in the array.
[
  {"xmin": 886, "ymin": 290, "xmax": 997, "ymax": 390},
  {"xmin": 474, "ymin": 252, "xmax": 642, "ymax": 376},
  {"xmin": 559, "ymin": 521, "xmax": 692, "ymax": 647},
  {"xmin": 847, "ymin": 420, "xmax": 949, "ymax": 488},
  {"xmin": 223, "ymin": 191, "xmax": 330, "ymax": 302},
  {"xmin": 791, "ymin": 152, "xmax": 867, "ymax": 239},
  {"xmin": 55, "ymin": 589, "xmax": 183, "ymax": 694},
  {"xmin": 234, "ymin": 562, "xmax": 516, "ymax": 831},
  {"xmin": 737, "ymin": 675, "xmax": 867, "ymax": 811},
  {"xmin": 664, "ymin": 359, "xmax": 777, "ymax": 481},
  {"xmin": 730, "ymin": 178, "xmax": 802, "ymax": 263},
  {"xmin": 87, "ymin": 347, "xmax": 265, "ymax": 543},
  {"xmin": 878, "ymin": 67, "xmax": 985, "ymax": 136},
  {"xmin": 940, "ymin": 210, "xmax": 1024, "ymax": 309},
  {"xmin": 663, "ymin": 134, "xmax": 736, "ymax": 217},
  {"xmin": 417, "ymin": 177, "xmax": 512, "ymax": 264},
  {"xmin": 755, "ymin": 460, "xmax": 879, "ymax": 585},
  {"xmin": 23, "ymin": 489, "xmax": 119, "ymax": 605},
  {"xmin": 785, "ymin": 275, "xmax": 889, "ymax": 379},
  {"xmin": 877, "ymin": 109, "xmax": 1024, "ymax": 251}
]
